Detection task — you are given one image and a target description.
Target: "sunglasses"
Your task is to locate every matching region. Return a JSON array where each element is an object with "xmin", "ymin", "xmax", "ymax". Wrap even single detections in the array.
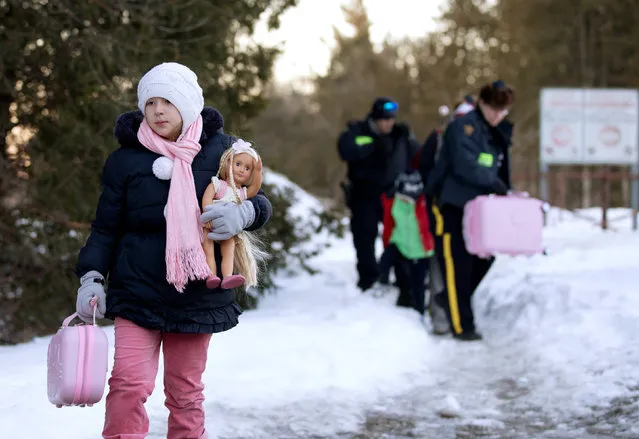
[{"xmin": 382, "ymin": 101, "xmax": 399, "ymax": 111}]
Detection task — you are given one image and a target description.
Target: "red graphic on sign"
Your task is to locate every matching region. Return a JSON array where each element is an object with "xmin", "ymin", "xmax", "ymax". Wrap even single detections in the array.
[
  {"xmin": 551, "ymin": 125, "xmax": 572, "ymax": 146},
  {"xmin": 599, "ymin": 125, "xmax": 621, "ymax": 147}
]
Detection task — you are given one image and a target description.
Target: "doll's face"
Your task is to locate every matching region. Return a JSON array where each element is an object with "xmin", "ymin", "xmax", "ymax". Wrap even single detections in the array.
[
  {"xmin": 232, "ymin": 153, "xmax": 254, "ymax": 186},
  {"xmin": 144, "ymin": 97, "xmax": 183, "ymax": 141}
]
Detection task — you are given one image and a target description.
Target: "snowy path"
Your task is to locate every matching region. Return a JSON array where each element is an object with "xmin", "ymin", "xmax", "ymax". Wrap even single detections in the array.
[
  {"xmin": 203, "ymin": 209, "xmax": 639, "ymax": 439},
  {"xmin": 1, "ymin": 207, "xmax": 638, "ymax": 439}
]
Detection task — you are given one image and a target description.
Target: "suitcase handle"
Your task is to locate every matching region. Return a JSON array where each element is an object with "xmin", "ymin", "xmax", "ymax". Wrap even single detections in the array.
[{"xmin": 62, "ymin": 297, "xmax": 98, "ymax": 327}]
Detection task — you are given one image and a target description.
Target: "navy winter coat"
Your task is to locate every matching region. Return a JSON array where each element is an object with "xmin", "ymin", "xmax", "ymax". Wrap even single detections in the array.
[
  {"xmin": 425, "ymin": 108, "xmax": 513, "ymax": 209},
  {"xmin": 337, "ymin": 119, "xmax": 420, "ymax": 199},
  {"xmin": 75, "ymin": 107, "xmax": 272, "ymax": 333}
]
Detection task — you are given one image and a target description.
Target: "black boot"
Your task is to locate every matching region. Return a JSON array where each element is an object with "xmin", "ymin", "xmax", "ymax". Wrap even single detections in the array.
[
  {"xmin": 396, "ymin": 287, "xmax": 414, "ymax": 308},
  {"xmin": 357, "ymin": 278, "xmax": 377, "ymax": 292},
  {"xmin": 453, "ymin": 331, "xmax": 483, "ymax": 341}
]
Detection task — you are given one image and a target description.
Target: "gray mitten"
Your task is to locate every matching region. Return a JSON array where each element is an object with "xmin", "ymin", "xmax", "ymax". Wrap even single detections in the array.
[
  {"xmin": 201, "ymin": 200, "xmax": 256, "ymax": 241},
  {"xmin": 76, "ymin": 270, "xmax": 107, "ymax": 322}
]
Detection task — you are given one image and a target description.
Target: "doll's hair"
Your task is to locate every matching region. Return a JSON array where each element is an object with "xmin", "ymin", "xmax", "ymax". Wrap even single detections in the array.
[
  {"xmin": 235, "ymin": 232, "xmax": 268, "ymax": 288},
  {"xmin": 216, "ymin": 144, "xmax": 267, "ymax": 287}
]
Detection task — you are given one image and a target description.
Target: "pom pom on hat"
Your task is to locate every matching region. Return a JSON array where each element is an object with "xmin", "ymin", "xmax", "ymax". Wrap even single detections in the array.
[{"xmin": 137, "ymin": 62, "xmax": 204, "ymax": 135}]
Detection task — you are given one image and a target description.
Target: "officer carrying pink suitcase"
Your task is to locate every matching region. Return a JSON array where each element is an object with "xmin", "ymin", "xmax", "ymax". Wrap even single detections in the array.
[
  {"xmin": 47, "ymin": 297, "xmax": 109, "ymax": 408},
  {"xmin": 463, "ymin": 193, "xmax": 546, "ymax": 258}
]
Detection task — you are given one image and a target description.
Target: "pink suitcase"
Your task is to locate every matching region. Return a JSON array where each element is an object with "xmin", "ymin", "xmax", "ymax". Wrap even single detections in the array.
[
  {"xmin": 463, "ymin": 194, "xmax": 544, "ymax": 258},
  {"xmin": 47, "ymin": 299, "xmax": 109, "ymax": 407}
]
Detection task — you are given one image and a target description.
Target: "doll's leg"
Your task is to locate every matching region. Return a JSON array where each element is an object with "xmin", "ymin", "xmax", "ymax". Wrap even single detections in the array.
[
  {"xmin": 202, "ymin": 235, "xmax": 221, "ymax": 289},
  {"xmin": 219, "ymin": 238, "xmax": 235, "ymax": 278},
  {"xmin": 219, "ymin": 238, "xmax": 245, "ymax": 289},
  {"xmin": 202, "ymin": 235, "xmax": 217, "ymax": 276},
  {"xmin": 202, "ymin": 233, "xmax": 217, "ymax": 275}
]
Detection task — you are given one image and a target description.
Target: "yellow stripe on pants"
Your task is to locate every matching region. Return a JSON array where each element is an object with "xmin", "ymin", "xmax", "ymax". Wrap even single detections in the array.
[
  {"xmin": 443, "ymin": 233, "xmax": 462, "ymax": 335},
  {"xmin": 432, "ymin": 205, "xmax": 443, "ymax": 237}
]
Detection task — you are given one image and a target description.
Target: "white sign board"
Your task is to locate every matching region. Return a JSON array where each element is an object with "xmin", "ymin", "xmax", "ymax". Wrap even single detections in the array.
[
  {"xmin": 583, "ymin": 89, "xmax": 638, "ymax": 164},
  {"xmin": 540, "ymin": 88, "xmax": 639, "ymax": 165},
  {"xmin": 540, "ymin": 88, "xmax": 584, "ymax": 163}
]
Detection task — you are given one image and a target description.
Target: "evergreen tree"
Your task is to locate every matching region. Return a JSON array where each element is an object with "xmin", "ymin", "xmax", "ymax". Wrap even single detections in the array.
[{"xmin": 0, "ymin": 0, "xmax": 297, "ymax": 344}]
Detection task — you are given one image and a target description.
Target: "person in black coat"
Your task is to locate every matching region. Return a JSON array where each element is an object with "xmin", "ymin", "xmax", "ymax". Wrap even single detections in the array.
[
  {"xmin": 74, "ymin": 62, "xmax": 272, "ymax": 438},
  {"xmin": 419, "ymin": 97, "xmax": 475, "ymax": 335},
  {"xmin": 420, "ymin": 96, "xmax": 475, "ymax": 187},
  {"xmin": 425, "ymin": 80, "xmax": 514, "ymax": 341},
  {"xmin": 337, "ymin": 97, "xmax": 420, "ymax": 298}
]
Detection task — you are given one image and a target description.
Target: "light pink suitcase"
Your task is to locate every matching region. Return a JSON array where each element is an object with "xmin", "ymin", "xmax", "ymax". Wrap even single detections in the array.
[
  {"xmin": 463, "ymin": 194, "xmax": 544, "ymax": 258},
  {"xmin": 47, "ymin": 298, "xmax": 109, "ymax": 408}
]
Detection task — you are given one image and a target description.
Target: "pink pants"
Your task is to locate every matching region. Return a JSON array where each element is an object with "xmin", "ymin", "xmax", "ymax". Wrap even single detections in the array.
[{"xmin": 102, "ymin": 318, "xmax": 212, "ymax": 439}]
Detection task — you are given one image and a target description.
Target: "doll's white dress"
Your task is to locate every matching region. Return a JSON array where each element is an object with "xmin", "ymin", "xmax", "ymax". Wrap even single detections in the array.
[{"xmin": 210, "ymin": 176, "xmax": 247, "ymax": 202}]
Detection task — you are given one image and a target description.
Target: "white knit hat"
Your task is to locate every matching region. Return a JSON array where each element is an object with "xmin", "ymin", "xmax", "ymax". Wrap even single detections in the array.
[{"xmin": 137, "ymin": 62, "xmax": 204, "ymax": 135}]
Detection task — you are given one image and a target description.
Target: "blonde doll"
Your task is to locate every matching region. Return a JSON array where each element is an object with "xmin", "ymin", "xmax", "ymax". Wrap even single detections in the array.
[{"xmin": 202, "ymin": 139, "xmax": 264, "ymax": 289}]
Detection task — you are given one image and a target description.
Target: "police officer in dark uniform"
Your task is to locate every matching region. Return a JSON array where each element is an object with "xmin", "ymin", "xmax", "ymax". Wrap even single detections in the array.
[
  {"xmin": 337, "ymin": 97, "xmax": 420, "ymax": 295},
  {"xmin": 425, "ymin": 81, "xmax": 515, "ymax": 341}
]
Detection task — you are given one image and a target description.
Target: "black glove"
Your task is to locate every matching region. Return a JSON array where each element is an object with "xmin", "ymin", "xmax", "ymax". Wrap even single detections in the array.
[
  {"xmin": 340, "ymin": 181, "xmax": 353, "ymax": 207},
  {"xmin": 492, "ymin": 179, "xmax": 509, "ymax": 195}
]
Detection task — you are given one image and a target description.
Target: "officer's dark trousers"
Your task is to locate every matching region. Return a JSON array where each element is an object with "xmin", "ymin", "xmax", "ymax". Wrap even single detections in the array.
[
  {"xmin": 433, "ymin": 204, "xmax": 494, "ymax": 335},
  {"xmin": 350, "ymin": 197, "xmax": 383, "ymax": 290}
]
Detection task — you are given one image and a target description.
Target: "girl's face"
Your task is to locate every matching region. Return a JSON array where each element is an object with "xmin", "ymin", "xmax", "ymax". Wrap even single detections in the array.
[
  {"xmin": 232, "ymin": 153, "xmax": 254, "ymax": 186},
  {"xmin": 144, "ymin": 97, "xmax": 183, "ymax": 141}
]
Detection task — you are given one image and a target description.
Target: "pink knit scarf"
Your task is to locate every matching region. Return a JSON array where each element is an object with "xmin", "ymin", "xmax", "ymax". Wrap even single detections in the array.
[{"xmin": 137, "ymin": 116, "xmax": 211, "ymax": 292}]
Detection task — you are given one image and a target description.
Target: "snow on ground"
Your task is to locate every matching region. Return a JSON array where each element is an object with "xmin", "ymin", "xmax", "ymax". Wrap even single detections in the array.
[{"xmin": 0, "ymin": 175, "xmax": 638, "ymax": 438}]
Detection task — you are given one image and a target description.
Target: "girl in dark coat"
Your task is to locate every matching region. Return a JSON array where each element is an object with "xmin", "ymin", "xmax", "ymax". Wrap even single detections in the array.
[{"xmin": 74, "ymin": 62, "xmax": 272, "ymax": 439}]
